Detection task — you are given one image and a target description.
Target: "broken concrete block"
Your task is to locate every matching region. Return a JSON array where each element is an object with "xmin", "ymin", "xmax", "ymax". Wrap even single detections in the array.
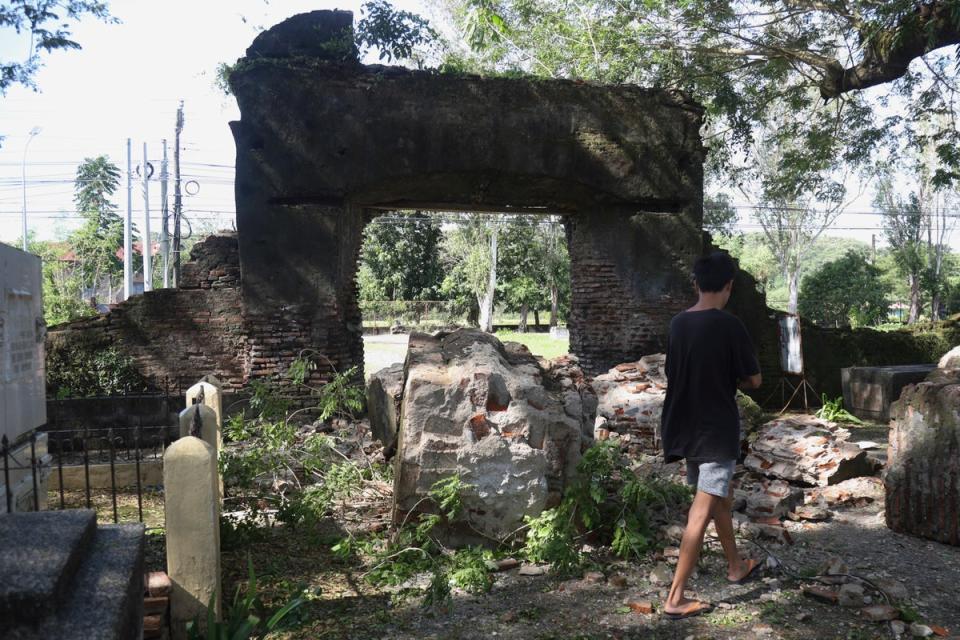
[
  {"xmin": 744, "ymin": 478, "xmax": 803, "ymax": 521},
  {"xmin": 366, "ymin": 362, "xmax": 404, "ymax": 455},
  {"xmin": 745, "ymin": 416, "xmax": 877, "ymax": 486},
  {"xmin": 392, "ymin": 330, "xmax": 595, "ymax": 541}
]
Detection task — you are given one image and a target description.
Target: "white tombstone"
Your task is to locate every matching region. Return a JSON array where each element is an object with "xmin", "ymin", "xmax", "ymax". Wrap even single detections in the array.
[{"xmin": 164, "ymin": 436, "xmax": 221, "ymax": 638}]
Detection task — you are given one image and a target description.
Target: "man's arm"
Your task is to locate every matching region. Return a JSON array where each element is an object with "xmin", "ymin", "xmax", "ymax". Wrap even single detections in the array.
[{"xmin": 738, "ymin": 373, "xmax": 762, "ymax": 390}]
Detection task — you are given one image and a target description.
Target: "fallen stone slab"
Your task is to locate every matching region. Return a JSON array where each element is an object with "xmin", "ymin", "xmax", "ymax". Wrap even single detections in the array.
[{"xmin": 745, "ymin": 415, "xmax": 877, "ymax": 487}]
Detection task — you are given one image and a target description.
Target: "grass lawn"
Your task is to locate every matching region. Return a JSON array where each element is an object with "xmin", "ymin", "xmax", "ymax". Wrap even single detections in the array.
[{"xmin": 495, "ymin": 330, "xmax": 569, "ymax": 360}]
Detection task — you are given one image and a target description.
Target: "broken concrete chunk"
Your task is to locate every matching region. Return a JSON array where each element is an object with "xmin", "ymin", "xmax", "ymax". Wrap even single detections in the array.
[
  {"xmin": 518, "ymin": 563, "xmax": 549, "ymax": 576},
  {"xmin": 392, "ymin": 330, "xmax": 596, "ymax": 542},
  {"xmin": 887, "ymin": 362, "xmax": 960, "ymax": 547},
  {"xmin": 838, "ymin": 582, "xmax": 865, "ymax": 607},
  {"xmin": 745, "ymin": 415, "xmax": 877, "ymax": 486},
  {"xmin": 860, "ymin": 604, "xmax": 899, "ymax": 622},
  {"xmin": 649, "ymin": 562, "xmax": 673, "ymax": 585},
  {"xmin": 366, "ymin": 362, "xmax": 405, "ymax": 454},
  {"xmin": 744, "ymin": 478, "xmax": 804, "ymax": 521},
  {"xmin": 802, "ymin": 586, "xmax": 839, "ymax": 604},
  {"xmin": 809, "ymin": 476, "xmax": 884, "ymax": 507}
]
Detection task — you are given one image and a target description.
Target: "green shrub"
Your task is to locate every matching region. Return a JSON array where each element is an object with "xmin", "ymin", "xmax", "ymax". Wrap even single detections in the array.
[{"xmin": 46, "ymin": 340, "xmax": 148, "ymax": 398}]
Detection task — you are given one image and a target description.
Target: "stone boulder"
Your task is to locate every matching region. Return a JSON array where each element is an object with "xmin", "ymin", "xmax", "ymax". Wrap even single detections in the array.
[
  {"xmin": 392, "ymin": 329, "xmax": 596, "ymax": 541},
  {"xmin": 366, "ymin": 362, "xmax": 405, "ymax": 457},
  {"xmin": 937, "ymin": 344, "xmax": 960, "ymax": 369},
  {"xmin": 886, "ymin": 363, "xmax": 960, "ymax": 546}
]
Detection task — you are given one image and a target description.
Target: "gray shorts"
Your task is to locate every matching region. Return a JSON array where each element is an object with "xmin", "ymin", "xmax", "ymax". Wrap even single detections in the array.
[{"xmin": 685, "ymin": 460, "xmax": 736, "ymax": 498}]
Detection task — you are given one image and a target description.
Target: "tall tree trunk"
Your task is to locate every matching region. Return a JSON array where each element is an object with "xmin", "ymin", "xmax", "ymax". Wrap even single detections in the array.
[
  {"xmin": 909, "ymin": 274, "xmax": 922, "ymax": 324},
  {"xmin": 534, "ymin": 309, "xmax": 540, "ymax": 329},
  {"xmin": 549, "ymin": 285, "xmax": 559, "ymax": 327},
  {"xmin": 786, "ymin": 264, "xmax": 800, "ymax": 315},
  {"xmin": 478, "ymin": 225, "xmax": 498, "ymax": 333},
  {"xmin": 519, "ymin": 303, "xmax": 529, "ymax": 333}
]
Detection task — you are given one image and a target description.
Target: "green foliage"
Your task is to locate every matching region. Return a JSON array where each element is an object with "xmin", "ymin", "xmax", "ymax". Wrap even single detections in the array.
[
  {"xmin": 316, "ymin": 366, "xmax": 365, "ymax": 422},
  {"xmin": 359, "ymin": 213, "xmax": 444, "ymax": 302},
  {"xmin": 428, "ymin": 474, "xmax": 467, "ymax": 521},
  {"xmin": 70, "ymin": 156, "xmax": 126, "ymax": 296},
  {"xmin": 523, "ymin": 442, "xmax": 691, "ymax": 575},
  {"xmin": 815, "ymin": 395, "xmax": 863, "ymax": 424},
  {"xmin": 449, "ymin": 546, "xmax": 494, "ymax": 593},
  {"xmin": 356, "ymin": 0, "xmax": 439, "ymax": 64},
  {"xmin": 186, "ymin": 557, "xmax": 309, "ymax": 640},
  {"xmin": 45, "ymin": 340, "xmax": 147, "ymax": 397},
  {"xmin": 799, "ymin": 250, "xmax": 891, "ymax": 328}
]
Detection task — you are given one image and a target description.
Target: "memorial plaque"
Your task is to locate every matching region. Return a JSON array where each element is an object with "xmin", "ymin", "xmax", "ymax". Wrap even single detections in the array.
[{"xmin": 0, "ymin": 243, "xmax": 46, "ymax": 443}]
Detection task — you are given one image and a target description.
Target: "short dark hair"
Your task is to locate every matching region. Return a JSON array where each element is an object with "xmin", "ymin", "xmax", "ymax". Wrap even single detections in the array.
[{"xmin": 694, "ymin": 251, "xmax": 737, "ymax": 292}]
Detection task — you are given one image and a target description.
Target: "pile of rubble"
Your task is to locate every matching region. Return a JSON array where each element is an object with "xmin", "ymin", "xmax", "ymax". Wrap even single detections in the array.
[
  {"xmin": 733, "ymin": 415, "xmax": 883, "ymax": 543},
  {"xmin": 590, "ymin": 354, "xmax": 766, "ymax": 456}
]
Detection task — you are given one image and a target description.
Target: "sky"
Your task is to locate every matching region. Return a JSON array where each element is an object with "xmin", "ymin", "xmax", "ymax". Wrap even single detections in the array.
[
  {"xmin": 0, "ymin": 0, "xmax": 435, "ymax": 246},
  {"xmin": 0, "ymin": 0, "xmax": 953, "ymax": 251}
]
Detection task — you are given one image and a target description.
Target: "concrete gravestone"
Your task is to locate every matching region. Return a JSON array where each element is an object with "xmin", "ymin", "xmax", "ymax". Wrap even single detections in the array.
[{"xmin": 164, "ymin": 436, "xmax": 221, "ymax": 638}]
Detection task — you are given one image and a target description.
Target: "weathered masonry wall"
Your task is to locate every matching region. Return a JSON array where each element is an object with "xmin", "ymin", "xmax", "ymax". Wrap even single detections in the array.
[
  {"xmin": 46, "ymin": 234, "xmax": 247, "ymax": 393},
  {"xmin": 230, "ymin": 10, "xmax": 706, "ymax": 378}
]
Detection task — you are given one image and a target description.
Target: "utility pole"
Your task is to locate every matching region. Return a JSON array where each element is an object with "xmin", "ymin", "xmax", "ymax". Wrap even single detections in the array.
[
  {"xmin": 172, "ymin": 101, "xmax": 184, "ymax": 288},
  {"xmin": 142, "ymin": 142, "xmax": 153, "ymax": 292},
  {"xmin": 160, "ymin": 139, "xmax": 170, "ymax": 288},
  {"xmin": 871, "ymin": 233, "xmax": 876, "ymax": 264},
  {"xmin": 20, "ymin": 127, "xmax": 41, "ymax": 251},
  {"xmin": 124, "ymin": 138, "xmax": 133, "ymax": 300}
]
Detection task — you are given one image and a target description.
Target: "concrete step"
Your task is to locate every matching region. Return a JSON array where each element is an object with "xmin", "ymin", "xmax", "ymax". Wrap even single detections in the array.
[
  {"xmin": 0, "ymin": 509, "xmax": 97, "ymax": 625},
  {"xmin": 0, "ymin": 511, "xmax": 145, "ymax": 640}
]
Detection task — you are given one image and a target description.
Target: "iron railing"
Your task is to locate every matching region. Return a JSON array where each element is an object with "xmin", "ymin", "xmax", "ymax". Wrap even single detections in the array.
[{"xmin": 2, "ymin": 425, "xmax": 176, "ymax": 525}]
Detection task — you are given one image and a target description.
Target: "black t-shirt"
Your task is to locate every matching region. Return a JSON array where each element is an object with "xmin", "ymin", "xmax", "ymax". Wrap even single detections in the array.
[{"xmin": 660, "ymin": 308, "xmax": 760, "ymax": 463}]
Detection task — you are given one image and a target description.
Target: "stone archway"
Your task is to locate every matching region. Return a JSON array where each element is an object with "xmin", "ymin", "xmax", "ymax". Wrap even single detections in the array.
[{"xmin": 230, "ymin": 10, "xmax": 705, "ymax": 382}]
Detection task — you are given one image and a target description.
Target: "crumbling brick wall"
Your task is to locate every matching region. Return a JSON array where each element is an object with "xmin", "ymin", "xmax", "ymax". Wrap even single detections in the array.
[
  {"xmin": 46, "ymin": 234, "xmax": 247, "ymax": 393},
  {"xmin": 179, "ymin": 232, "xmax": 240, "ymax": 290}
]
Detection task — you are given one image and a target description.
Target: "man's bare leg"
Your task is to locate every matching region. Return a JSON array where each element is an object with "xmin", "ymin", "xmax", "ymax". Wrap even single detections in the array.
[
  {"xmin": 664, "ymin": 490, "xmax": 719, "ymax": 616},
  {"xmin": 710, "ymin": 490, "xmax": 759, "ymax": 582}
]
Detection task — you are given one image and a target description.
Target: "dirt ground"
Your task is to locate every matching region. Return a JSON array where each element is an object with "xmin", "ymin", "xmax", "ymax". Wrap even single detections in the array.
[{"xmin": 220, "ymin": 470, "xmax": 960, "ymax": 640}]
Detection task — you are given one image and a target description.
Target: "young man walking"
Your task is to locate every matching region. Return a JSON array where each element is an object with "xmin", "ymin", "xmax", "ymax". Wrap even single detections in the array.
[{"xmin": 661, "ymin": 251, "xmax": 763, "ymax": 619}]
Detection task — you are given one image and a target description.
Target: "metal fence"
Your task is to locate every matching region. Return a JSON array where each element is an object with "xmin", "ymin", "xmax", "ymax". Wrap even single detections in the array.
[{"xmin": 2, "ymin": 424, "xmax": 176, "ymax": 525}]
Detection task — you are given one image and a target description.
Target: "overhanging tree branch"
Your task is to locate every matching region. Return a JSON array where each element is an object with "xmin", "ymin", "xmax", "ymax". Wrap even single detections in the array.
[{"xmin": 820, "ymin": 0, "xmax": 960, "ymax": 98}]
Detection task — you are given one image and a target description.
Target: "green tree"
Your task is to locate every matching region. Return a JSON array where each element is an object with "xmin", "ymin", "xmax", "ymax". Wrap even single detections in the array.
[
  {"xmin": 359, "ymin": 211, "xmax": 444, "ymax": 301},
  {"xmin": 498, "ymin": 217, "xmax": 541, "ymax": 332},
  {"xmin": 445, "ymin": 0, "xmax": 960, "ymax": 186},
  {"xmin": 440, "ymin": 217, "xmax": 498, "ymax": 329},
  {"xmin": 69, "ymin": 156, "xmax": 124, "ymax": 300},
  {"xmin": 1, "ymin": 1, "xmax": 116, "ymax": 95},
  {"xmin": 799, "ymin": 250, "xmax": 891, "ymax": 328}
]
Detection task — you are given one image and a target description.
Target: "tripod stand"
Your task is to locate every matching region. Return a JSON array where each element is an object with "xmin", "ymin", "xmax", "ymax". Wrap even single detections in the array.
[{"xmin": 762, "ymin": 374, "xmax": 819, "ymax": 414}]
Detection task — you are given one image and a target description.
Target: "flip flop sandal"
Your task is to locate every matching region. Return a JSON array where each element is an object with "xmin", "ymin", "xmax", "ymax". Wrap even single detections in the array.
[
  {"xmin": 730, "ymin": 559, "xmax": 763, "ymax": 585},
  {"xmin": 664, "ymin": 603, "xmax": 713, "ymax": 620}
]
